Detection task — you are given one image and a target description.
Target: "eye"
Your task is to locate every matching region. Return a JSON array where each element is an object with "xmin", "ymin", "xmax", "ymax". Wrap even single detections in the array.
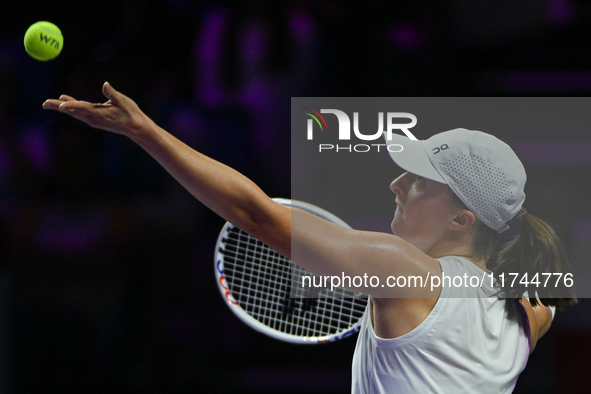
[{"xmin": 416, "ymin": 175, "xmax": 425, "ymax": 183}]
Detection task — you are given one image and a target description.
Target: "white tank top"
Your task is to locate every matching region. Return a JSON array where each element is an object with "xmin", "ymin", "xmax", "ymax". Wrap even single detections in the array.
[{"xmin": 351, "ymin": 256, "xmax": 530, "ymax": 393}]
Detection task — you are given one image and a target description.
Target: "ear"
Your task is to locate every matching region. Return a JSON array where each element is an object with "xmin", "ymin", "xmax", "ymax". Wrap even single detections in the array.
[{"xmin": 449, "ymin": 209, "xmax": 476, "ymax": 231}]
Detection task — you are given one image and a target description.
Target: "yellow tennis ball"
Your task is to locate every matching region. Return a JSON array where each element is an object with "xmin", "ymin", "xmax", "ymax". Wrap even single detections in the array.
[{"xmin": 24, "ymin": 21, "xmax": 63, "ymax": 61}]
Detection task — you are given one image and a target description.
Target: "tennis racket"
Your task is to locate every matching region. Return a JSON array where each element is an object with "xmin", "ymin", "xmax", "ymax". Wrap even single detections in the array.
[{"xmin": 214, "ymin": 199, "xmax": 368, "ymax": 344}]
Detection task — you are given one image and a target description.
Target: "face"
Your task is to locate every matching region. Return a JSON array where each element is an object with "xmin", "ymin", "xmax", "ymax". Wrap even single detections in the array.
[{"xmin": 390, "ymin": 172, "xmax": 457, "ymax": 251}]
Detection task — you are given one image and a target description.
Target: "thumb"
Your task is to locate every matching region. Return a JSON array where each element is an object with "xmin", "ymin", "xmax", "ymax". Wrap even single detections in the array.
[{"xmin": 102, "ymin": 81, "xmax": 122, "ymax": 105}]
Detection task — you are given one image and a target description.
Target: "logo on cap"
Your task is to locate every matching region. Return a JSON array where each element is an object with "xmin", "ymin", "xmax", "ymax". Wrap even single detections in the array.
[{"xmin": 432, "ymin": 144, "xmax": 449, "ymax": 155}]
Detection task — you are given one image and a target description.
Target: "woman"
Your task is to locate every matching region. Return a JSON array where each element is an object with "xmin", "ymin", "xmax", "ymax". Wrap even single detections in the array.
[{"xmin": 43, "ymin": 83, "xmax": 576, "ymax": 393}]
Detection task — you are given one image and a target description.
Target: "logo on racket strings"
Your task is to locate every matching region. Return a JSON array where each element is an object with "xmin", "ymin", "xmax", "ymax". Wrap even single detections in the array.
[{"xmin": 282, "ymin": 295, "xmax": 317, "ymax": 316}]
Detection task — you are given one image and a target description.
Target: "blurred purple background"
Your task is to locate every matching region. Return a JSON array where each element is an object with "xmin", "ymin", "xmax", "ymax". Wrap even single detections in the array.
[{"xmin": 0, "ymin": 0, "xmax": 590, "ymax": 392}]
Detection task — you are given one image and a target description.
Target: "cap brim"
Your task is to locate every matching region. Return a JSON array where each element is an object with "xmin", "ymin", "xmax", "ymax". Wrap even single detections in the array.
[{"xmin": 384, "ymin": 132, "xmax": 446, "ymax": 184}]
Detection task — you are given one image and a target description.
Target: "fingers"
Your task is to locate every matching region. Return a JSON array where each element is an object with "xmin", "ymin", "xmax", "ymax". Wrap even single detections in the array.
[
  {"xmin": 42, "ymin": 94, "xmax": 77, "ymax": 110},
  {"xmin": 49, "ymin": 100, "xmax": 106, "ymax": 129},
  {"xmin": 101, "ymin": 82, "xmax": 136, "ymax": 111},
  {"xmin": 58, "ymin": 101, "xmax": 100, "ymax": 115},
  {"xmin": 59, "ymin": 94, "xmax": 77, "ymax": 102},
  {"xmin": 43, "ymin": 82, "xmax": 140, "ymax": 134},
  {"xmin": 45, "ymin": 82, "xmax": 127, "ymax": 111},
  {"xmin": 42, "ymin": 98, "xmax": 94, "ymax": 116},
  {"xmin": 102, "ymin": 82, "xmax": 121, "ymax": 105},
  {"xmin": 42, "ymin": 99, "xmax": 63, "ymax": 110}
]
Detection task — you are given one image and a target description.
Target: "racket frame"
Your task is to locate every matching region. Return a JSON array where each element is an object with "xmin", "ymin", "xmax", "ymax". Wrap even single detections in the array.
[{"xmin": 214, "ymin": 198, "xmax": 367, "ymax": 344}]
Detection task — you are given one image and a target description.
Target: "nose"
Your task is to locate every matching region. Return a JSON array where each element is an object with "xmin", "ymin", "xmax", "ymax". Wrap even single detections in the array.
[{"xmin": 390, "ymin": 172, "xmax": 409, "ymax": 198}]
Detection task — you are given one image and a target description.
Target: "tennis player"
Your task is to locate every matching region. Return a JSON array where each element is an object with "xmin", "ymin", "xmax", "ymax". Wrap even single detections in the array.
[{"xmin": 43, "ymin": 83, "xmax": 576, "ymax": 393}]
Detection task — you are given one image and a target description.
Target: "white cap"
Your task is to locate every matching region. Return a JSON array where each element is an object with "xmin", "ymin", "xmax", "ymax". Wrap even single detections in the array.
[{"xmin": 385, "ymin": 128, "xmax": 526, "ymax": 232}]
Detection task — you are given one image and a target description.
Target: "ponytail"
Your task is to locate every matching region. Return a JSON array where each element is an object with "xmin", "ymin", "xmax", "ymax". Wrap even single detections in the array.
[
  {"xmin": 492, "ymin": 208, "xmax": 577, "ymax": 309},
  {"xmin": 451, "ymin": 193, "xmax": 577, "ymax": 309}
]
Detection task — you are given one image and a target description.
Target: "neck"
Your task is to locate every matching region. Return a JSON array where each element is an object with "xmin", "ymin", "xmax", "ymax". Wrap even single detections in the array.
[{"xmin": 425, "ymin": 241, "xmax": 488, "ymax": 272}]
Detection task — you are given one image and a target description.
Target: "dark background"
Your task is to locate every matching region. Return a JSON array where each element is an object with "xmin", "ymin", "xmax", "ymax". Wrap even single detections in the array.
[{"xmin": 0, "ymin": 0, "xmax": 590, "ymax": 392}]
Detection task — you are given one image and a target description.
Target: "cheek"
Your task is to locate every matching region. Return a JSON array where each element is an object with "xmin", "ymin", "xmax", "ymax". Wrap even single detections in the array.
[
  {"xmin": 408, "ymin": 198, "xmax": 449, "ymax": 228},
  {"xmin": 391, "ymin": 205, "xmax": 424, "ymax": 235},
  {"xmin": 426, "ymin": 204, "xmax": 455, "ymax": 233}
]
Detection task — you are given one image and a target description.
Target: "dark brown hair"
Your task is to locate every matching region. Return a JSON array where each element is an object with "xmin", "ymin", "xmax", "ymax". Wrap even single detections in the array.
[{"xmin": 452, "ymin": 195, "xmax": 577, "ymax": 309}]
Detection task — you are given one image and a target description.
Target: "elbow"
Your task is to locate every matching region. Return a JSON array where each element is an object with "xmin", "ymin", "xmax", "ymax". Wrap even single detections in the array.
[{"xmin": 236, "ymin": 202, "xmax": 292, "ymax": 259}]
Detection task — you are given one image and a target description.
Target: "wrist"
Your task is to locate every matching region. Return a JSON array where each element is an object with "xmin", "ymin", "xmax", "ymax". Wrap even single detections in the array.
[
  {"xmin": 128, "ymin": 117, "xmax": 168, "ymax": 153},
  {"xmin": 127, "ymin": 113, "xmax": 157, "ymax": 142}
]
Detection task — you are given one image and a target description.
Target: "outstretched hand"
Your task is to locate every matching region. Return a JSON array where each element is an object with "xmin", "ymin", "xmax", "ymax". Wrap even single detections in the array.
[{"xmin": 43, "ymin": 82, "xmax": 149, "ymax": 136}]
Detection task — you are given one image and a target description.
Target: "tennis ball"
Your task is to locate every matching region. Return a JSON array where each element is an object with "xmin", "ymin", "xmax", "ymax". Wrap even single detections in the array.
[{"xmin": 24, "ymin": 21, "xmax": 63, "ymax": 61}]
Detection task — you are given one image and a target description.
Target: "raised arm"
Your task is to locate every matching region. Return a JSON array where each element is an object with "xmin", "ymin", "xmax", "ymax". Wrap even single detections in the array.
[
  {"xmin": 43, "ymin": 83, "xmax": 441, "ymax": 298},
  {"xmin": 43, "ymin": 82, "xmax": 291, "ymax": 257}
]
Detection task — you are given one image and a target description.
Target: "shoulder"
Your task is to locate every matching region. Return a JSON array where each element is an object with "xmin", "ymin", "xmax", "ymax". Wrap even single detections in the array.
[{"xmin": 291, "ymin": 207, "xmax": 442, "ymax": 298}]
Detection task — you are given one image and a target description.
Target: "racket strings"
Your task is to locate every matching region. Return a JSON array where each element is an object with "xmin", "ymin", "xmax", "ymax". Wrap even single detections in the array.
[{"xmin": 220, "ymin": 226, "xmax": 366, "ymax": 338}]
